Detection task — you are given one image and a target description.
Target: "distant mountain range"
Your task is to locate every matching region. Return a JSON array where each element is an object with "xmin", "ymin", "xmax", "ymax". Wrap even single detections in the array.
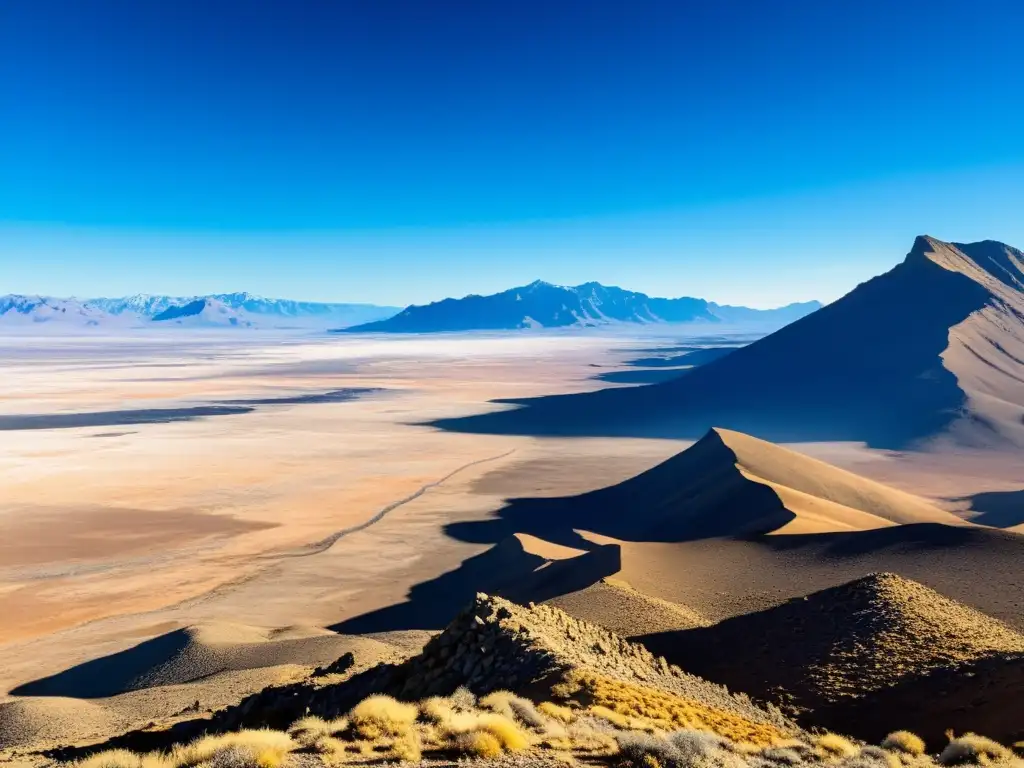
[
  {"xmin": 342, "ymin": 280, "xmax": 821, "ymax": 333},
  {"xmin": 0, "ymin": 293, "xmax": 399, "ymax": 329},
  {"xmin": 0, "ymin": 295, "xmax": 112, "ymax": 327}
]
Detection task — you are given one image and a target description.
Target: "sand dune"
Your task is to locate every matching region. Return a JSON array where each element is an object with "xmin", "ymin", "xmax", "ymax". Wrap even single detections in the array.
[
  {"xmin": 586, "ymin": 427, "xmax": 964, "ymax": 538},
  {"xmin": 0, "ymin": 627, "xmax": 407, "ymax": 753},
  {"xmin": 450, "ymin": 428, "xmax": 964, "ymax": 547},
  {"xmin": 432, "ymin": 236, "xmax": 1024, "ymax": 450},
  {"xmin": 11, "ymin": 622, "xmax": 393, "ymax": 699}
]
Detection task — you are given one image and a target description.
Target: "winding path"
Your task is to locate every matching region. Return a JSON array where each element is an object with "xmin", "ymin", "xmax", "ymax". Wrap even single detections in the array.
[{"xmin": 276, "ymin": 448, "xmax": 517, "ymax": 558}]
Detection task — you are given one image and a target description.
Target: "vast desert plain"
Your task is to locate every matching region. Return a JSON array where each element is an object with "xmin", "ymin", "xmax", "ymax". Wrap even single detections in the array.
[{"xmin": 2, "ymin": 281, "xmax": 1024, "ymax": 764}]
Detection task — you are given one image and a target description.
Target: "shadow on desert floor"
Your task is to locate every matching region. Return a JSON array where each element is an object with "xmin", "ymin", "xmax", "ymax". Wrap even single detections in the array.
[
  {"xmin": 330, "ymin": 537, "xmax": 621, "ymax": 634},
  {"xmin": 0, "ymin": 388, "xmax": 382, "ymax": 430},
  {"xmin": 959, "ymin": 489, "xmax": 1024, "ymax": 528}
]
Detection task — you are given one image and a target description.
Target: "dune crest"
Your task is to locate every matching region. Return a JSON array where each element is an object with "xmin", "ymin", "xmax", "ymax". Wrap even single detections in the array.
[{"xmin": 550, "ymin": 427, "xmax": 962, "ymax": 542}]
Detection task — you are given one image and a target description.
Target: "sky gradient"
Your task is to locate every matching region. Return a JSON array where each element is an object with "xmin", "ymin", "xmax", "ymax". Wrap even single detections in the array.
[{"xmin": 1, "ymin": 1, "xmax": 1022, "ymax": 306}]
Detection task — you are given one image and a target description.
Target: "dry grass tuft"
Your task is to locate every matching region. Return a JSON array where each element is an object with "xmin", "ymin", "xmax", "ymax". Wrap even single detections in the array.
[
  {"xmin": 477, "ymin": 713, "xmax": 531, "ymax": 751},
  {"xmin": 615, "ymin": 730, "xmax": 738, "ymax": 768},
  {"xmin": 419, "ymin": 696, "xmax": 455, "ymax": 724},
  {"xmin": 389, "ymin": 729, "xmax": 423, "ymax": 762},
  {"xmin": 859, "ymin": 745, "xmax": 904, "ymax": 768},
  {"xmin": 480, "ymin": 690, "xmax": 546, "ymax": 728},
  {"xmin": 589, "ymin": 705, "xmax": 658, "ymax": 732},
  {"xmin": 288, "ymin": 715, "xmax": 350, "ymax": 748},
  {"xmin": 815, "ymin": 732, "xmax": 860, "ymax": 759},
  {"xmin": 565, "ymin": 721, "xmax": 619, "ymax": 755},
  {"xmin": 938, "ymin": 733, "xmax": 1011, "ymax": 765},
  {"xmin": 881, "ymin": 731, "xmax": 927, "ymax": 756},
  {"xmin": 74, "ymin": 750, "xmax": 172, "ymax": 768},
  {"xmin": 349, "ymin": 694, "xmax": 419, "ymax": 739},
  {"xmin": 310, "ymin": 735, "xmax": 348, "ymax": 760},
  {"xmin": 455, "ymin": 730, "xmax": 504, "ymax": 758},
  {"xmin": 539, "ymin": 701, "xmax": 576, "ymax": 724},
  {"xmin": 450, "ymin": 685, "xmax": 477, "ymax": 711},
  {"xmin": 170, "ymin": 729, "xmax": 295, "ymax": 768}
]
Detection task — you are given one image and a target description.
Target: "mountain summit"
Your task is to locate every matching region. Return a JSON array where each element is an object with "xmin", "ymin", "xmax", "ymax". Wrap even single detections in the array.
[{"xmin": 342, "ymin": 281, "xmax": 820, "ymax": 332}]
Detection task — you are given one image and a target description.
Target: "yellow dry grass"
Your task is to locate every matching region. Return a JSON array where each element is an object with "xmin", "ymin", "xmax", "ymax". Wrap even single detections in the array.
[
  {"xmin": 419, "ymin": 696, "xmax": 454, "ymax": 724},
  {"xmin": 169, "ymin": 729, "xmax": 296, "ymax": 767},
  {"xmin": 554, "ymin": 671, "xmax": 791, "ymax": 746},
  {"xmin": 939, "ymin": 733, "xmax": 1012, "ymax": 765},
  {"xmin": 389, "ymin": 729, "xmax": 423, "ymax": 762},
  {"xmin": 882, "ymin": 731, "xmax": 927, "ymax": 756},
  {"xmin": 476, "ymin": 713, "xmax": 530, "ymax": 751},
  {"xmin": 74, "ymin": 750, "xmax": 172, "ymax": 768},
  {"xmin": 539, "ymin": 701, "xmax": 575, "ymax": 724},
  {"xmin": 349, "ymin": 694, "xmax": 418, "ymax": 739},
  {"xmin": 455, "ymin": 730, "xmax": 504, "ymax": 758},
  {"xmin": 814, "ymin": 732, "xmax": 859, "ymax": 758}
]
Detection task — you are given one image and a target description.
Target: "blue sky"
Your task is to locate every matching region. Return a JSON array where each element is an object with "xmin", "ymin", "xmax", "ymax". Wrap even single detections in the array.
[{"xmin": 1, "ymin": 1, "xmax": 1022, "ymax": 307}]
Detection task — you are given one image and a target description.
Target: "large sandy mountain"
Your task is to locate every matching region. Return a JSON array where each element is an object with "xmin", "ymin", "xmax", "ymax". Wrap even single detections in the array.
[{"xmin": 434, "ymin": 236, "xmax": 1024, "ymax": 449}]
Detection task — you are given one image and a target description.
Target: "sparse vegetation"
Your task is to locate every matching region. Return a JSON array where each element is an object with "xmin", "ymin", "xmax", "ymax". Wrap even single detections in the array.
[
  {"xmin": 74, "ymin": 750, "xmax": 171, "ymax": 768},
  {"xmin": 480, "ymin": 689, "xmax": 546, "ymax": 728},
  {"xmin": 170, "ymin": 729, "xmax": 296, "ymax": 768},
  {"xmin": 814, "ymin": 733, "xmax": 859, "ymax": 759},
  {"xmin": 389, "ymin": 729, "xmax": 423, "ymax": 762},
  {"xmin": 475, "ymin": 713, "xmax": 530, "ymax": 751},
  {"xmin": 539, "ymin": 701, "xmax": 576, "ymax": 723},
  {"xmin": 349, "ymin": 694, "xmax": 419, "ymax": 739},
  {"xmin": 69, "ymin": 689, "xmax": 1024, "ymax": 768},
  {"xmin": 882, "ymin": 731, "xmax": 927, "ymax": 756},
  {"xmin": 555, "ymin": 670, "xmax": 790, "ymax": 746},
  {"xmin": 455, "ymin": 730, "xmax": 503, "ymax": 758},
  {"xmin": 938, "ymin": 733, "xmax": 1012, "ymax": 765}
]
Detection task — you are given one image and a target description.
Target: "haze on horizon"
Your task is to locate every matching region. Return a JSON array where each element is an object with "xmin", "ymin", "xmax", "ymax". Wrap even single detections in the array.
[{"xmin": 1, "ymin": 1, "xmax": 1022, "ymax": 307}]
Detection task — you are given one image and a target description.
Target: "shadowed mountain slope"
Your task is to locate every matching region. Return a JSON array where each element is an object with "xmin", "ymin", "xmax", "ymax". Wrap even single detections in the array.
[
  {"xmin": 639, "ymin": 573, "xmax": 1024, "ymax": 743},
  {"xmin": 430, "ymin": 236, "xmax": 1024, "ymax": 449}
]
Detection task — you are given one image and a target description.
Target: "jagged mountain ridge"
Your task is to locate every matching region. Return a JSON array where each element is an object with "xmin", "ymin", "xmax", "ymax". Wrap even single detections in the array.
[
  {"xmin": 343, "ymin": 280, "xmax": 821, "ymax": 332},
  {"xmin": 151, "ymin": 298, "xmax": 254, "ymax": 327},
  {"xmin": 88, "ymin": 292, "xmax": 399, "ymax": 327},
  {"xmin": 0, "ymin": 295, "xmax": 118, "ymax": 326}
]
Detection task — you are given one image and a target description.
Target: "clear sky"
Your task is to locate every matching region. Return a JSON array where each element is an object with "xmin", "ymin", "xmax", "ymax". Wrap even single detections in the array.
[{"xmin": 1, "ymin": 0, "xmax": 1022, "ymax": 307}]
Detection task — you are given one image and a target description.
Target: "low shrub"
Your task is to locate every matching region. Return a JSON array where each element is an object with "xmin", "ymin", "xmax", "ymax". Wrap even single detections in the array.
[
  {"xmin": 814, "ymin": 733, "xmax": 859, "ymax": 759},
  {"xmin": 450, "ymin": 685, "xmax": 476, "ymax": 711},
  {"xmin": 477, "ymin": 713, "xmax": 531, "ymax": 751},
  {"xmin": 170, "ymin": 730, "xmax": 295, "ymax": 768},
  {"xmin": 390, "ymin": 729, "xmax": 423, "ymax": 762},
  {"xmin": 455, "ymin": 730, "xmax": 503, "ymax": 758},
  {"xmin": 350, "ymin": 694, "xmax": 419, "ymax": 739},
  {"xmin": 616, "ymin": 732, "xmax": 683, "ymax": 768},
  {"xmin": 881, "ymin": 731, "xmax": 926, "ymax": 756},
  {"xmin": 480, "ymin": 690, "xmax": 546, "ymax": 729},
  {"xmin": 75, "ymin": 750, "xmax": 171, "ymax": 768},
  {"xmin": 419, "ymin": 696, "xmax": 454, "ymax": 724},
  {"xmin": 539, "ymin": 701, "xmax": 576, "ymax": 723},
  {"xmin": 858, "ymin": 745, "xmax": 903, "ymax": 768},
  {"xmin": 938, "ymin": 733, "xmax": 1011, "ymax": 765}
]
